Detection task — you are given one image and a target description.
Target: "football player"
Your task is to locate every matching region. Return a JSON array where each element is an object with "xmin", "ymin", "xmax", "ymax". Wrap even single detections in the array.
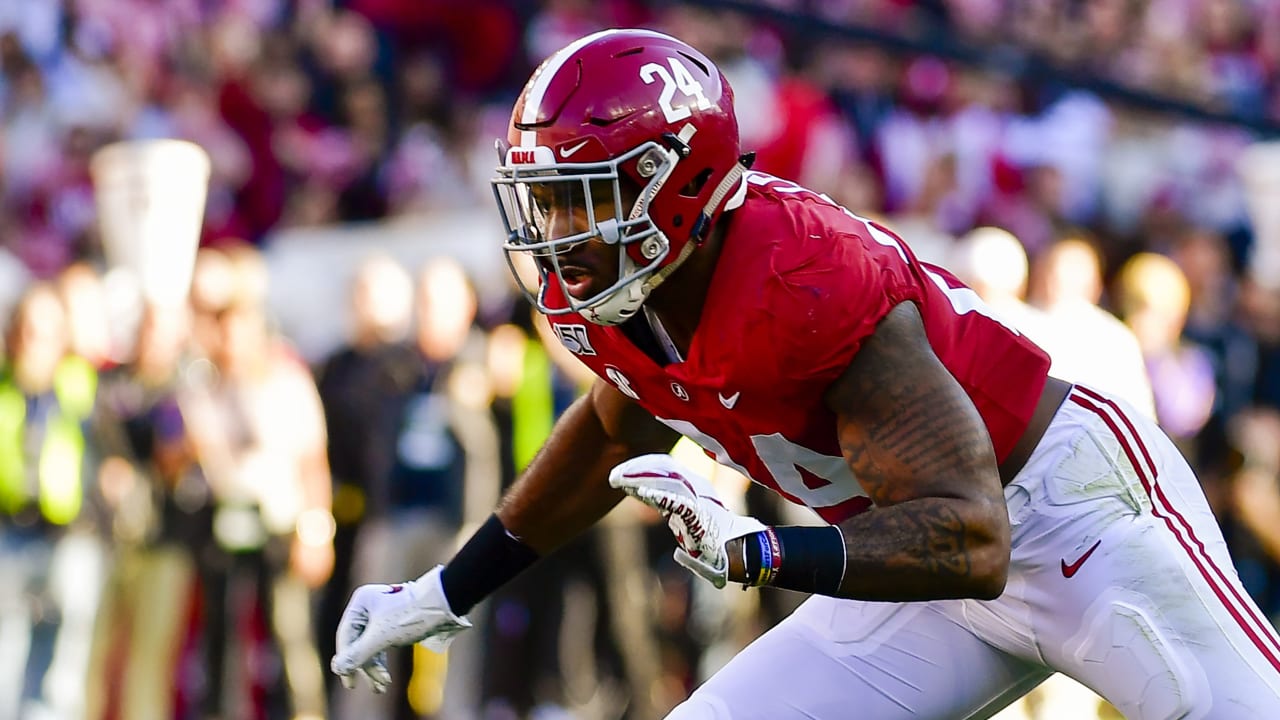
[{"xmin": 332, "ymin": 29, "xmax": 1280, "ymax": 717}]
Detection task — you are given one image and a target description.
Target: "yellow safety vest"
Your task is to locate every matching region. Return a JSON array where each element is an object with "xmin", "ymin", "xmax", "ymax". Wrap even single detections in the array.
[
  {"xmin": 0, "ymin": 356, "xmax": 97, "ymax": 525},
  {"xmin": 510, "ymin": 337, "xmax": 554, "ymax": 472}
]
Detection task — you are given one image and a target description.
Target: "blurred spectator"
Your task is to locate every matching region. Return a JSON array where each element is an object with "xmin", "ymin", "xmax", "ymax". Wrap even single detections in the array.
[
  {"xmin": 819, "ymin": 42, "xmax": 896, "ymax": 165},
  {"xmin": 1172, "ymin": 228, "xmax": 1259, "ymax": 485},
  {"xmin": 182, "ymin": 244, "xmax": 332, "ymax": 720},
  {"xmin": 661, "ymin": 7, "xmax": 783, "ymax": 157},
  {"xmin": 1115, "ymin": 252, "xmax": 1216, "ymax": 447},
  {"xmin": 56, "ymin": 262, "xmax": 115, "ymax": 370},
  {"xmin": 383, "ymin": 53, "xmax": 487, "ymax": 214},
  {"xmin": 525, "ymin": 0, "xmax": 607, "ymax": 70},
  {"xmin": 0, "ymin": 282, "xmax": 101, "ymax": 720},
  {"xmin": 888, "ymin": 152, "xmax": 961, "ymax": 265},
  {"xmin": 189, "ymin": 244, "xmax": 239, "ymax": 360},
  {"xmin": 948, "ymin": 225, "xmax": 1050, "ymax": 336},
  {"xmin": 314, "ymin": 254, "xmax": 416, "ymax": 699},
  {"xmin": 481, "ymin": 295, "xmax": 673, "ymax": 720},
  {"xmin": 1244, "ymin": 279, "xmax": 1280, "ymax": 410},
  {"xmin": 85, "ymin": 301, "xmax": 210, "ymax": 720},
  {"xmin": 875, "ymin": 55, "xmax": 954, "ymax": 216},
  {"xmin": 334, "ymin": 256, "xmax": 499, "ymax": 720},
  {"xmin": 1026, "ymin": 234, "xmax": 1157, "ymax": 416},
  {"xmin": 1229, "ymin": 406, "xmax": 1280, "ymax": 625}
]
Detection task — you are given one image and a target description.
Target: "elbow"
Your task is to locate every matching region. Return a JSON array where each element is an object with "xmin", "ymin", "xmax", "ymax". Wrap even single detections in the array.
[
  {"xmin": 969, "ymin": 544, "xmax": 1010, "ymax": 600},
  {"xmin": 966, "ymin": 501, "xmax": 1012, "ymax": 600}
]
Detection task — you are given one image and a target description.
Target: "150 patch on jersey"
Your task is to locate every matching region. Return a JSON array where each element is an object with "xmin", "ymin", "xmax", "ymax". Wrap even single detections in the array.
[{"xmin": 553, "ymin": 323, "xmax": 597, "ymax": 356}]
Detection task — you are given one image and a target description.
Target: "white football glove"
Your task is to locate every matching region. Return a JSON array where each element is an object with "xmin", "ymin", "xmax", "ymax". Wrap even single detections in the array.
[
  {"xmin": 609, "ymin": 453, "xmax": 766, "ymax": 588},
  {"xmin": 331, "ymin": 565, "xmax": 472, "ymax": 692}
]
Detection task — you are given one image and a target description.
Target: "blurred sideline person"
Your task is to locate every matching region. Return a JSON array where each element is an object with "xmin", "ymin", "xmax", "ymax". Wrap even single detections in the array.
[
  {"xmin": 1114, "ymin": 253, "xmax": 1216, "ymax": 453},
  {"xmin": 0, "ymin": 283, "xmax": 101, "ymax": 720},
  {"xmin": 315, "ymin": 254, "xmax": 416, "ymax": 702},
  {"xmin": 947, "ymin": 226, "xmax": 1052, "ymax": 347},
  {"xmin": 1026, "ymin": 235, "xmax": 1156, "ymax": 417},
  {"xmin": 1231, "ymin": 407, "xmax": 1280, "ymax": 625},
  {"xmin": 85, "ymin": 301, "xmax": 212, "ymax": 720},
  {"xmin": 334, "ymin": 30, "xmax": 1280, "ymax": 718},
  {"xmin": 1170, "ymin": 229, "xmax": 1259, "ymax": 484},
  {"xmin": 481, "ymin": 260, "xmax": 675, "ymax": 718},
  {"xmin": 1166, "ymin": 228, "xmax": 1277, "ymax": 617},
  {"xmin": 950, "ymin": 227, "xmax": 1156, "ymax": 414},
  {"xmin": 333, "ymin": 256, "xmax": 500, "ymax": 720},
  {"xmin": 182, "ymin": 244, "xmax": 333, "ymax": 720}
]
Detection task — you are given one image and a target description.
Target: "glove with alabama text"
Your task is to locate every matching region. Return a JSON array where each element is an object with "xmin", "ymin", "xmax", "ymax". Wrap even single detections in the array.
[
  {"xmin": 609, "ymin": 453, "xmax": 766, "ymax": 588},
  {"xmin": 331, "ymin": 565, "xmax": 472, "ymax": 693}
]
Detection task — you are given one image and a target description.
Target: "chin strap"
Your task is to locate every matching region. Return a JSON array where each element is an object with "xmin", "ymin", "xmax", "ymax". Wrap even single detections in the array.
[
  {"xmin": 704, "ymin": 160, "xmax": 749, "ymax": 217},
  {"xmin": 641, "ymin": 161, "xmax": 747, "ymax": 295}
]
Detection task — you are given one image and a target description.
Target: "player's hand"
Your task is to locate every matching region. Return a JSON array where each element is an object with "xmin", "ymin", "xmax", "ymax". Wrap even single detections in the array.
[
  {"xmin": 609, "ymin": 454, "xmax": 766, "ymax": 588},
  {"xmin": 330, "ymin": 565, "xmax": 472, "ymax": 692}
]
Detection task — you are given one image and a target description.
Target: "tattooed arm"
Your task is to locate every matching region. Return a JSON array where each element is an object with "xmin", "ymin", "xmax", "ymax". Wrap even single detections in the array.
[{"xmin": 821, "ymin": 301, "xmax": 1011, "ymax": 601}]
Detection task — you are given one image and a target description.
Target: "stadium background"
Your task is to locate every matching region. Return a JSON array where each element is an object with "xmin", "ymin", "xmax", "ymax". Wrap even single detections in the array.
[{"xmin": 1, "ymin": 0, "xmax": 1280, "ymax": 718}]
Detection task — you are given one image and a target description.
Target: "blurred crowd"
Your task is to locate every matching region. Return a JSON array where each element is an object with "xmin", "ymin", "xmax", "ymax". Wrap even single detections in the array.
[{"xmin": 2, "ymin": 1, "xmax": 1280, "ymax": 719}]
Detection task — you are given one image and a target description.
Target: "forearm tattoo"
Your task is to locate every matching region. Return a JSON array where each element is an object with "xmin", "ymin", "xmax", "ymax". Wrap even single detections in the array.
[{"xmin": 827, "ymin": 303, "xmax": 1008, "ymax": 601}]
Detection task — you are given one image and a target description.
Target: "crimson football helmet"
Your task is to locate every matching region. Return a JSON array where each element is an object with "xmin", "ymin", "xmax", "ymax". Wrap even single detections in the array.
[{"xmin": 492, "ymin": 28, "xmax": 745, "ymax": 325}]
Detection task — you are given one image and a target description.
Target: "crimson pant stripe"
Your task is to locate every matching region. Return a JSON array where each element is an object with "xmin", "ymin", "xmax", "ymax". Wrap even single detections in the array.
[
  {"xmin": 1073, "ymin": 385, "xmax": 1280, "ymax": 659},
  {"xmin": 1068, "ymin": 390, "xmax": 1280, "ymax": 674}
]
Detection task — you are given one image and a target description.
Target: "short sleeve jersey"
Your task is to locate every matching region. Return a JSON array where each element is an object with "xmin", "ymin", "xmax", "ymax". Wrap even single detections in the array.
[{"xmin": 545, "ymin": 172, "xmax": 1051, "ymax": 524}]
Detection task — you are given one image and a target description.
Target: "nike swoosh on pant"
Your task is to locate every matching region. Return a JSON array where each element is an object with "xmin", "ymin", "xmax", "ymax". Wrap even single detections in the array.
[{"xmin": 1060, "ymin": 539, "xmax": 1102, "ymax": 578}]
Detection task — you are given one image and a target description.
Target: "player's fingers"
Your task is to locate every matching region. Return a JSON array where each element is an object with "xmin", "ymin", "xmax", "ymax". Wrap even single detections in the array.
[
  {"xmin": 674, "ymin": 546, "xmax": 729, "ymax": 589},
  {"xmin": 338, "ymin": 671, "xmax": 356, "ymax": 690},
  {"xmin": 332, "ymin": 651, "xmax": 357, "ymax": 680},
  {"xmin": 673, "ymin": 546, "xmax": 698, "ymax": 573},
  {"xmin": 333, "ymin": 627, "xmax": 387, "ymax": 676},
  {"xmin": 640, "ymin": 488, "xmax": 697, "ymax": 520},
  {"xmin": 366, "ymin": 652, "xmax": 392, "ymax": 692},
  {"xmin": 357, "ymin": 667, "xmax": 389, "ymax": 694},
  {"xmin": 332, "ymin": 610, "xmax": 368, "ymax": 678},
  {"xmin": 609, "ymin": 471, "xmax": 692, "ymax": 502}
]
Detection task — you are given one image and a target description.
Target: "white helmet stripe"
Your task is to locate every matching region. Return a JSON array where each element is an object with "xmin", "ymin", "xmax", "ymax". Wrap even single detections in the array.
[{"xmin": 519, "ymin": 28, "xmax": 675, "ymax": 148}]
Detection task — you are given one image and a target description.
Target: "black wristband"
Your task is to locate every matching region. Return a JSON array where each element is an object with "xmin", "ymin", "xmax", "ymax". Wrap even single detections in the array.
[
  {"xmin": 440, "ymin": 515, "xmax": 539, "ymax": 615},
  {"xmin": 769, "ymin": 525, "xmax": 846, "ymax": 596}
]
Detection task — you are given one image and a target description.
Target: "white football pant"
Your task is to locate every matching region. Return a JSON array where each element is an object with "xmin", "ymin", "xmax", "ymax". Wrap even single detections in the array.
[{"xmin": 668, "ymin": 385, "xmax": 1280, "ymax": 719}]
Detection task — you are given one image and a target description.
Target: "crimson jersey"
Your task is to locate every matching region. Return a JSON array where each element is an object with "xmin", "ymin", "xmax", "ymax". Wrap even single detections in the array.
[{"xmin": 545, "ymin": 172, "xmax": 1050, "ymax": 524}]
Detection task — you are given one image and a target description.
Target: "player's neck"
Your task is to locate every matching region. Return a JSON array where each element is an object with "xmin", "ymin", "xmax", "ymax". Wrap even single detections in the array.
[{"xmin": 642, "ymin": 223, "xmax": 726, "ymax": 356}]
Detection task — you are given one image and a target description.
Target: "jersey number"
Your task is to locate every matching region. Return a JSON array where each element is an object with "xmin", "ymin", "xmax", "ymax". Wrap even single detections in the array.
[
  {"xmin": 640, "ymin": 58, "xmax": 712, "ymax": 123},
  {"xmin": 658, "ymin": 418, "xmax": 866, "ymax": 509}
]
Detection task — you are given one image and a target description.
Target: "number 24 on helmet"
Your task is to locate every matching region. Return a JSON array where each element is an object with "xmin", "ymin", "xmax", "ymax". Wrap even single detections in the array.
[{"xmin": 492, "ymin": 29, "xmax": 749, "ymax": 326}]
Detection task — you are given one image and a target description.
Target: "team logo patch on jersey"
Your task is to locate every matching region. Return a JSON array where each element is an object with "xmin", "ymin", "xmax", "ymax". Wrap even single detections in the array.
[
  {"xmin": 553, "ymin": 323, "xmax": 597, "ymax": 356},
  {"xmin": 605, "ymin": 365, "xmax": 638, "ymax": 399},
  {"xmin": 671, "ymin": 382, "xmax": 689, "ymax": 401}
]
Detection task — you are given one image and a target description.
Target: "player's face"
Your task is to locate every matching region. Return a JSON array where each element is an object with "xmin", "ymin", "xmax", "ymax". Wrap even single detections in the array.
[{"xmin": 531, "ymin": 179, "xmax": 627, "ymax": 302}]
